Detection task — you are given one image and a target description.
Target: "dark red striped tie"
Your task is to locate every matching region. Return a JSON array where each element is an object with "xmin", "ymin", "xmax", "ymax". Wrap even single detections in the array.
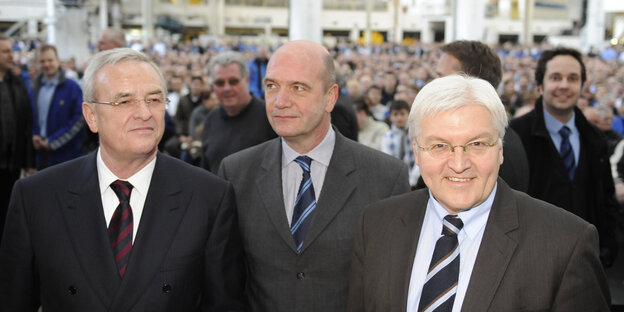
[{"xmin": 109, "ymin": 180, "xmax": 134, "ymax": 277}]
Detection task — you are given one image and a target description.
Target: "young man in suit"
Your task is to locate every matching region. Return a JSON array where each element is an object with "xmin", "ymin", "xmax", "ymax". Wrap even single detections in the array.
[
  {"xmin": 433, "ymin": 40, "xmax": 529, "ymax": 192},
  {"xmin": 510, "ymin": 47, "xmax": 618, "ymax": 267},
  {"xmin": 347, "ymin": 75, "xmax": 609, "ymax": 311},
  {"xmin": 219, "ymin": 40, "xmax": 410, "ymax": 312},
  {"xmin": 0, "ymin": 48, "xmax": 246, "ymax": 311}
]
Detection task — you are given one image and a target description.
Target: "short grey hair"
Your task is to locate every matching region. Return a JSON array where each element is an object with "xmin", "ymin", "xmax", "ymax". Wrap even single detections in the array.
[
  {"xmin": 208, "ymin": 51, "xmax": 249, "ymax": 79},
  {"xmin": 83, "ymin": 48, "xmax": 166, "ymax": 102},
  {"xmin": 408, "ymin": 74, "xmax": 508, "ymax": 141}
]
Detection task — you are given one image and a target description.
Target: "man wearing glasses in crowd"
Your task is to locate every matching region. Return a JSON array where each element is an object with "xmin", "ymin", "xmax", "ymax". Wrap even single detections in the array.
[
  {"xmin": 0, "ymin": 48, "xmax": 246, "ymax": 311},
  {"xmin": 200, "ymin": 51, "xmax": 276, "ymax": 173},
  {"xmin": 347, "ymin": 75, "xmax": 609, "ymax": 311}
]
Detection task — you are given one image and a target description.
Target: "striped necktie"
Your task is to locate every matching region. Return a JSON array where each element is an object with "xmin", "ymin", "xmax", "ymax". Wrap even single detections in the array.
[
  {"xmin": 418, "ymin": 215, "xmax": 463, "ymax": 312},
  {"xmin": 109, "ymin": 180, "xmax": 134, "ymax": 277},
  {"xmin": 291, "ymin": 156, "xmax": 316, "ymax": 253},
  {"xmin": 559, "ymin": 126, "xmax": 575, "ymax": 180}
]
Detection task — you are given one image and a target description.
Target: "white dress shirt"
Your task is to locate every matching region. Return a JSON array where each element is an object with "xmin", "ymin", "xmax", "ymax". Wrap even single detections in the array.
[
  {"xmin": 281, "ymin": 126, "xmax": 335, "ymax": 225},
  {"xmin": 406, "ymin": 184, "xmax": 497, "ymax": 312},
  {"xmin": 97, "ymin": 149, "xmax": 156, "ymax": 242}
]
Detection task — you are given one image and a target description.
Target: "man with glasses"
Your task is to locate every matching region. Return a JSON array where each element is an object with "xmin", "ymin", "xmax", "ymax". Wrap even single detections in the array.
[
  {"xmin": 347, "ymin": 75, "xmax": 609, "ymax": 311},
  {"xmin": 0, "ymin": 48, "xmax": 246, "ymax": 311},
  {"xmin": 200, "ymin": 51, "xmax": 276, "ymax": 173}
]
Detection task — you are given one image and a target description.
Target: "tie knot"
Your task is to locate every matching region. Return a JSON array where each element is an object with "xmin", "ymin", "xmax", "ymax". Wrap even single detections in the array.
[
  {"xmin": 442, "ymin": 215, "xmax": 463, "ymax": 236},
  {"xmin": 559, "ymin": 126, "xmax": 571, "ymax": 139},
  {"xmin": 111, "ymin": 180, "xmax": 133, "ymax": 202},
  {"xmin": 295, "ymin": 156, "xmax": 312, "ymax": 173}
]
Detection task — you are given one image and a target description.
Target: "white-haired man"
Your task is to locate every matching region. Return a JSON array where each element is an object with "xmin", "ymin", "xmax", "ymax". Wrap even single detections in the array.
[{"xmin": 347, "ymin": 75, "xmax": 609, "ymax": 311}]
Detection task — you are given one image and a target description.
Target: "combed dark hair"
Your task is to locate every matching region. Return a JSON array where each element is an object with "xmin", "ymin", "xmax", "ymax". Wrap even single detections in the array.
[
  {"xmin": 535, "ymin": 47, "xmax": 586, "ymax": 87},
  {"xmin": 440, "ymin": 40, "xmax": 502, "ymax": 89},
  {"xmin": 389, "ymin": 100, "xmax": 409, "ymax": 112}
]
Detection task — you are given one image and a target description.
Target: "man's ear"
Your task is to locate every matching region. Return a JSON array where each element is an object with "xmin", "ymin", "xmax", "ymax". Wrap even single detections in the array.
[{"xmin": 82, "ymin": 102, "xmax": 99, "ymax": 133}]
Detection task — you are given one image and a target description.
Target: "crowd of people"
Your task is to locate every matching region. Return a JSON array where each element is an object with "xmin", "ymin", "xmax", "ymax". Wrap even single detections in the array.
[{"xmin": 0, "ymin": 28, "xmax": 623, "ymax": 310}]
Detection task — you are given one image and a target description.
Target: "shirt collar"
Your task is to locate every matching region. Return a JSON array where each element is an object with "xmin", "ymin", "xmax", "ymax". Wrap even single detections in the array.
[
  {"xmin": 543, "ymin": 107, "xmax": 576, "ymax": 136},
  {"xmin": 41, "ymin": 72, "xmax": 60, "ymax": 86},
  {"xmin": 427, "ymin": 183, "xmax": 496, "ymax": 240},
  {"xmin": 282, "ymin": 126, "xmax": 335, "ymax": 168},
  {"xmin": 96, "ymin": 148, "xmax": 157, "ymax": 197}
]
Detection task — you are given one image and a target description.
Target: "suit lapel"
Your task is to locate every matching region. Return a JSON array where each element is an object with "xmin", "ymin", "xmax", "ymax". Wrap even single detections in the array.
[
  {"xmin": 60, "ymin": 153, "xmax": 120, "ymax": 307},
  {"xmin": 110, "ymin": 154, "xmax": 186, "ymax": 311},
  {"xmin": 461, "ymin": 180, "xmax": 519, "ymax": 311},
  {"xmin": 255, "ymin": 139, "xmax": 297, "ymax": 252},
  {"xmin": 389, "ymin": 191, "xmax": 427, "ymax": 310},
  {"xmin": 301, "ymin": 134, "xmax": 357, "ymax": 252}
]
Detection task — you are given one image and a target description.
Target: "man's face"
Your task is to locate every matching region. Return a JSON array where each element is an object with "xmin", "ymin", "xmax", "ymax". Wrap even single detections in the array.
[
  {"xmin": 212, "ymin": 63, "xmax": 250, "ymax": 114},
  {"xmin": 367, "ymin": 88, "xmax": 381, "ymax": 105},
  {"xmin": 39, "ymin": 49, "xmax": 60, "ymax": 79},
  {"xmin": 538, "ymin": 55, "xmax": 582, "ymax": 117},
  {"xmin": 264, "ymin": 45, "xmax": 336, "ymax": 147},
  {"xmin": 436, "ymin": 52, "xmax": 462, "ymax": 77},
  {"xmin": 82, "ymin": 60, "xmax": 165, "ymax": 164},
  {"xmin": 414, "ymin": 104, "xmax": 503, "ymax": 214},
  {"xmin": 390, "ymin": 108, "xmax": 409, "ymax": 129},
  {"xmin": 190, "ymin": 79, "xmax": 203, "ymax": 96},
  {"xmin": 97, "ymin": 32, "xmax": 120, "ymax": 51},
  {"xmin": 0, "ymin": 40, "xmax": 14, "ymax": 73}
]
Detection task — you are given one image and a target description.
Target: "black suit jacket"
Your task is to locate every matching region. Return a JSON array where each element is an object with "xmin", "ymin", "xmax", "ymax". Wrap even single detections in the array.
[
  {"xmin": 510, "ymin": 98, "xmax": 618, "ymax": 265},
  {"xmin": 0, "ymin": 152, "xmax": 246, "ymax": 311},
  {"xmin": 347, "ymin": 179, "xmax": 610, "ymax": 311}
]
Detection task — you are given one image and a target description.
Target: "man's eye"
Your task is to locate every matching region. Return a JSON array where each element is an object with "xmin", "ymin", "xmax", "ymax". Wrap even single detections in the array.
[
  {"xmin": 294, "ymin": 85, "xmax": 305, "ymax": 91},
  {"xmin": 430, "ymin": 143, "xmax": 447, "ymax": 150},
  {"xmin": 265, "ymin": 83, "xmax": 276, "ymax": 89},
  {"xmin": 118, "ymin": 100, "xmax": 132, "ymax": 106}
]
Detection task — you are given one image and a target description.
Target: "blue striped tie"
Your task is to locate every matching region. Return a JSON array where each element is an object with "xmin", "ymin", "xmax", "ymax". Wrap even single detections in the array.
[
  {"xmin": 559, "ymin": 126, "xmax": 575, "ymax": 180},
  {"xmin": 418, "ymin": 215, "xmax": 463, "ymax": 312},
  {"xmin": 291, "ymin": 156, "xmax": 316, "ymax": 253}
]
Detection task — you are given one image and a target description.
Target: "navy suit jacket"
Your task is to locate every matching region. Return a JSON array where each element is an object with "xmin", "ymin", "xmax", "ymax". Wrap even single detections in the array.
[{"xmin": 0, "ymin": 152, "xmax": 246, "ymax": 311}]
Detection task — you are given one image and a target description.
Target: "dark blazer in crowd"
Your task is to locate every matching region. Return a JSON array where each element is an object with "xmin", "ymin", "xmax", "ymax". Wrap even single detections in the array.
[
  {"xmin": 200, "ymin": 96, "xmax": 276, "ymax": 172},
  {"xmin": 30, "ymin": 70, "xmax": 85, "ymax": 169},
  {"xmin": 331, "ymin": 92, "xmax": 359, "ymax": 141},
  {"xmin": 347, "ymin": 179, "xmax": 610, "ymax": 311},
  {"xmin": 219, "ymin": 130, "xmax": 410, "ymax": 312},
  {"xmin": 0, "ymin": 152, "xmax": 246, "ymax": 311},
  {"xmin": 510, "ymin": 97, "xmax": 619, "ymax": 266}
]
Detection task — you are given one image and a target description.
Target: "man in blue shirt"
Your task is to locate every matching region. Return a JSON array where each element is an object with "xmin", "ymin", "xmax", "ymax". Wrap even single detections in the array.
[{"xmin": 30, "ymin": 44, "xmax": 84, "ymax": 169}]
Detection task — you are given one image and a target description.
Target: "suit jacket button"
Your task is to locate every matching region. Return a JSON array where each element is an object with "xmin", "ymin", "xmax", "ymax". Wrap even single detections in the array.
[
  {"xmin": 162, "ymin": 284, "xmax": 172, "ymax": 293},
  {"xmin": 67, "ymin": 286, "xmax": 77, "ymax": 295},
  {"xmin": 296, "ymin": 272, "xmax": 305, "ymax": 280}
]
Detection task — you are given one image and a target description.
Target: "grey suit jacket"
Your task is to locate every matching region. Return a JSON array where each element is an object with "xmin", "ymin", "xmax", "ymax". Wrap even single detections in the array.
[
  {"xmin": 219, "ymin": 131, "xmax": 410, "ymax": 312},
  {"xmin": 347, "ymin": 179, "xmax": 610, "ymax": 312},
  {"xmin": 0, "ymin": 152, "xmax": 246, "ymax": 312}
]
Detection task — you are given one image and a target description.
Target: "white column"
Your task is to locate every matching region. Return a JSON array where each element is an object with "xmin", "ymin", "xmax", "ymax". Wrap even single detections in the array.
[
  {"xmin": 364, "ymin": 0, "xmax": 372, "ymax": 45},
  {"xmin": 217, "ymin": 0, "xmax": 225, "ymax": 36},
  {"xmin": 45, "ymin": 0, "xmax": 56, "ymax": 44},
  {"xmin": 422, "ymin": 19, "xmax": 432, "ymax": 44},
  {"xmin": 112, "ymin": 0, "xmax": 122, "ymax": 29},
  {"xmin": 455, "ymin": 0, "xmax": 487, "ymax": 40},
  {"xmin": 100, "ymin": 0, "xmax": 108, "ymax": 31},
  {"xmin": 289, "ymin": 0, "xmax": 322, "ymax": 43},
  {"xmin": 142, "ymin": 0, "xmax": 153, "ymax": 44},
  {"xmin": 520, "ymin": 0, "xmax": 535, "ymax": 45},
  {"xmin": 583, "ymin": 0, "xmax": 605, "ymax": 51}
]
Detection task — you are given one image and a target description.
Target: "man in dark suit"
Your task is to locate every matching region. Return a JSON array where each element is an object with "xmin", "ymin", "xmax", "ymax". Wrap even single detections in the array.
[
  {"xmin": 219, "ymin": 40, "xmax": 410, "ymax": 312},
  {"xmin": 0, "ymin": 48, "xmax": 246, "ymax": 311},
  {"xmin": 510, "ymin": 47, "xmax": 618, "ymax": 267},
  {"xmin": 347, "ymin": 75, "xmax": 609, "ymax": 311}
]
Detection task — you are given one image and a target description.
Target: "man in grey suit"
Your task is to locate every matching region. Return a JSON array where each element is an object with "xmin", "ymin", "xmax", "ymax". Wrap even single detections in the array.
[
  {"xmin": 347, "ymin": 75, "xmax": 609, "ymax": 311},
  {"xmin": 219, "ymin": 40, "xmax": 410, "ymax": 312}
]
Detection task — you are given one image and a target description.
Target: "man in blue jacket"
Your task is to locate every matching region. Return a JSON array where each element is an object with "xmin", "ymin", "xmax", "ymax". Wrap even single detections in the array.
[{"xmin": 31, "ymin": 44, "xmax": 84, "ymax": 169}]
